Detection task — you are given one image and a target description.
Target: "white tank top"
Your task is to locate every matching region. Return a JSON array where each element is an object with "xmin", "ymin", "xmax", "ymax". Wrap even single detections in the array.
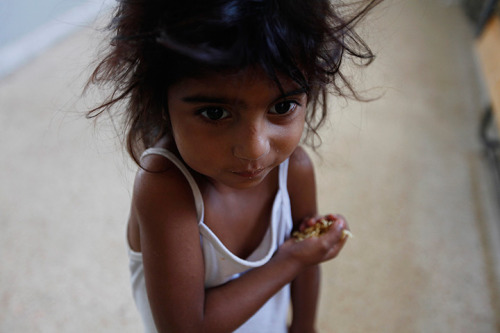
[{"xmin": 128, "ymin": 148, "xmax": 293, "ymax": 332}]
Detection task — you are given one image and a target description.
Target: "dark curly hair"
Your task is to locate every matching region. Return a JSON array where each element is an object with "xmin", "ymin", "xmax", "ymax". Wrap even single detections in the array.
[{"xmin": 86, "ymin": 0, "xmax": 381, "ymax": 164}]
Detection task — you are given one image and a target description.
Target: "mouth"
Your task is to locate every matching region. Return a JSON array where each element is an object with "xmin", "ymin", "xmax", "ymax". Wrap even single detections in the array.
[{"xmin": 231, "ymin": 168, "xmax": 265, "ymax": 179}]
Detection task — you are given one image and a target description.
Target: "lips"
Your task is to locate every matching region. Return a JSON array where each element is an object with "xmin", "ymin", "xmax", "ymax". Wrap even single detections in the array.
[{"xmin": 232, "ymin": 168, "xmax": 265, "ymax": 178}]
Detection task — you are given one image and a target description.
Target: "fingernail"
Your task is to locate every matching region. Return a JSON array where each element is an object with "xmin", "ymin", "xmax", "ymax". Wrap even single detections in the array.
[
  {"xmin": 335, "ymin": 219, "xmax": 343, "ymax": 231},
  {"xmin": 326, "ymin": 214, "xmax": 335, "ymax": 221}
]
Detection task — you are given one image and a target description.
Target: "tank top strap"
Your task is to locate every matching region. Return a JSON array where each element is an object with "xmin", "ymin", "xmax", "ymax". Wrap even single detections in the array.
[
  {"xmin": 278, "ymin": 158, "xmax": 290, "ymax": 191},
  {"xmin": 140, "ymin": 148, "xmax": 204, "ymax": 223}
]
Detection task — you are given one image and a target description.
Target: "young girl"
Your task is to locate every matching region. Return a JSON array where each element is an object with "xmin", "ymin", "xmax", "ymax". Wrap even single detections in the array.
[{"xmin": 87, "ymin": 0, "xmax": 379, "ymax": 332}]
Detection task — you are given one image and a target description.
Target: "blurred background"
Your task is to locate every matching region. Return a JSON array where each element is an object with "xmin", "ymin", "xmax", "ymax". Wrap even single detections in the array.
[{"xmin": 1, "ymin": 0, "xmax": 500, "ymax": 332}]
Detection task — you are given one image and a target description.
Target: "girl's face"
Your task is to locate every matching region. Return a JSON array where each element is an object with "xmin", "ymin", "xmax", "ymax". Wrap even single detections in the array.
[{"xmin": 167, "ymin": 67, "xmax": 307, "ymax": 190}]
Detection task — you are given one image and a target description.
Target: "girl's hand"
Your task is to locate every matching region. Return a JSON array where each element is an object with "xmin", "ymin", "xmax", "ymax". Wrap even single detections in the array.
[{"xmin": 280, "ymin": 214, "xmax": 350, "ymax": 267}]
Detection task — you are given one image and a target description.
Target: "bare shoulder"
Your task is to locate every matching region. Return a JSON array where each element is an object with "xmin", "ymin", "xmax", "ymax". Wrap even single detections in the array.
[
  {"xmin": 128, "ymin": 152, "xmax": 200, "ymax": 251},
  {"xmin": 132, "ymin": 153, "xmax": 195, "ymax": 215},
  {"xmin": 287, "ymin": 146, "xmax": 317, "ymax": 226},
  {"xmin": 288, "ymin": 146, "xmax": 314, "ymax": 176},
  {"xmin": 131, "ymin": 137, "xmax": 190, "ymax": 209}
]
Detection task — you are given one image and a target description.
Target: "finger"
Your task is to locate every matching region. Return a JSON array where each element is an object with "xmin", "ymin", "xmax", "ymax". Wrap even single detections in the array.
[
  {"xmin": 321, "ymin": 219, "xmax": 350, "ymax": 258},
  {"xmin": 316, "ymin": 218, "xmax": 344, "ymax": 247},
  {"xmin": 307, "ymin": 216, "xmax": 318, "ymax": 227},
  {"xmin": 299, "ymin": 217, "xmax": 316, "ymax": 232},
  {"xmin": 330, "ymin": 214, "xmax": 352, "ymax": 239},
  {"xmin": 325, "ymin": 241, "xmax": 345, "ymax": 260},
  {"xmin": 325, "ymin": 213, "xmax": 336, "ymax": 221},
  {"xmin": 333, "ymin": 216, "xmax": 346, "ymax": 237},
  {"xmin": 332, "ymin": 214, "xmax": 347, "ymax": 226}
]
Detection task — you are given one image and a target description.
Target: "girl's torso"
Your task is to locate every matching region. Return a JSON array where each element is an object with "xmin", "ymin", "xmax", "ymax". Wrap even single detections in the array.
[
  {"xmin": 127, "ymin": 147, "xmax": 293, "ymax": 332},
  {"xmin": 128, "ymin": 147, "xmax": 281, "ymax": 259}
]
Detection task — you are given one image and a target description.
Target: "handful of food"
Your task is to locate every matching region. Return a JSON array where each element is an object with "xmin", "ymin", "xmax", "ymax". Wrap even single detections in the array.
[{"xmin": 292, "ymin": 215, "xmax": 353, "ymax": 242}]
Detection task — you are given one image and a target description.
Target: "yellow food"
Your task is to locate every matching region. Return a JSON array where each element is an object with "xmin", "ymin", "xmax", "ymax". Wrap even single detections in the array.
[
  {"xmin": 292, "ymin": 218, "xmax": 333, "ymax": 241},
  {"xmin": 292, "ymin": 218, "xmax": 353, "ymax": 241},
  {"xmin": 341, "ymin": 229, "xmax": 353, "ymax": 240}
]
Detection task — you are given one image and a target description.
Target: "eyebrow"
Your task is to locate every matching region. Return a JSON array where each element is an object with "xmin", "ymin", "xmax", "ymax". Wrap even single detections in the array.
[
  {"xmin": 280, "ymin": 88, "xmax": 308, "ymax": 100},
  {"xmin": 181, "ymin": 88, "xmax": 308, "ymax": 105},
  {"xmin": 182, "ymin": 95, "xmax": 230, "ymax": 104}
]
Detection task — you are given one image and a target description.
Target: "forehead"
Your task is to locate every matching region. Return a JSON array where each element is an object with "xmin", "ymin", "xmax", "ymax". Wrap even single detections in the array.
[{"xmin": 168, "ymin": 67, "xmax": 301, "ymax": 98}]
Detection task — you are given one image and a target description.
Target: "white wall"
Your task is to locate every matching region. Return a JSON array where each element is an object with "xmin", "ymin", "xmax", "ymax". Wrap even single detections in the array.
[{"xmin": 0, "ymin": 0, "xmax": 113, "ymax": 78}]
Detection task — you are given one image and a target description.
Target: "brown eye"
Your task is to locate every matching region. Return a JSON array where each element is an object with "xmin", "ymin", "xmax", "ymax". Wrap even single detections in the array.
[
  {"xmin": 270, "ymin": 101, "xmax": 297, "ymax": 114},
  {"xmin": 200, "ymin": 107, "xmax": 229, "ymax": 120}
]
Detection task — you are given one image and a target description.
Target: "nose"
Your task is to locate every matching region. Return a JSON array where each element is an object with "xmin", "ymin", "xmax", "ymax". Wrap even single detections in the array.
[{"xmin": 232, "ymin": 121, "xmax": 270, "ymax": 161}]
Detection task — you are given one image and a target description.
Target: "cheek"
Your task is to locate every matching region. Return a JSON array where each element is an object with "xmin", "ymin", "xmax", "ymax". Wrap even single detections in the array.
[
  {"xmin": 172, "ymin": 124, "xmax": 206, "ymax": 156},
  {"xmin": 168, "ymin": 115, "xmax": 198, "ymax": 159},
  {"xmin": 170, "ymin": 120, "xmax": 224, "ymax": 171},
  {"xmin": 275, "ymin": 118, "xmax": 305, "ymax": 153}
]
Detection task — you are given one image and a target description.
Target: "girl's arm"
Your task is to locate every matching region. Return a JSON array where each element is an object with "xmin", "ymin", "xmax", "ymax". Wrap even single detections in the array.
[
  {"xmin": 290, "ymin": 265, "xmax": 320, "ymax": 333},
  {"xmin": 287, "ymin": 147, "xmax": 348, "ymax": 333},
  {"xmin": 133, "ymin": 153, "xmax": 346, "ymax": 333},
  {"xmin": 287, "ymin": 146, "xmax": 320, "ymax": 333}
]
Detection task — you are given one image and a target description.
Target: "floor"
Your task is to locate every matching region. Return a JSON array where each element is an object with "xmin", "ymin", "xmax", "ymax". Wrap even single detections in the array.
[{"xmin": 1, "ymin": 0, "xmax": 499, "ymax": 332}]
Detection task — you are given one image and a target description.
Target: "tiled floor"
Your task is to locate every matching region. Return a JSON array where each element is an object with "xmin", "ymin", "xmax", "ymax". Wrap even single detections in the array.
[{"xmin": 1, "ymin": 0, "xmax": 499, "ymax": 332}]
